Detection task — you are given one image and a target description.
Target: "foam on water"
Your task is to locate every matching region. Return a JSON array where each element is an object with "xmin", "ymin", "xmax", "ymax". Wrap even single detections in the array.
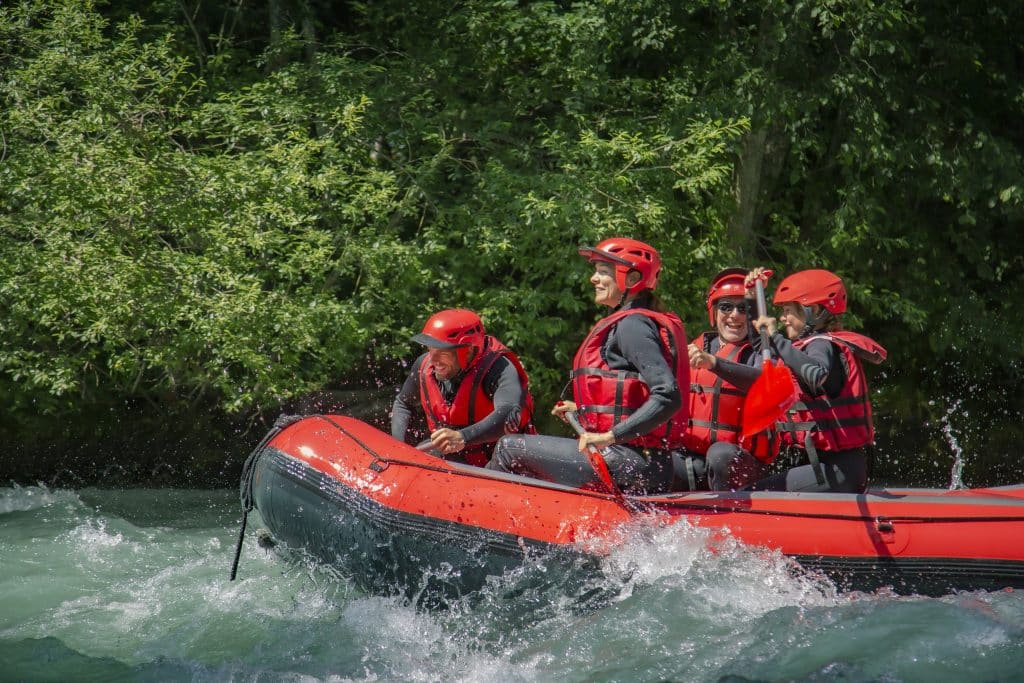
[
  {"xmin": 596, "ymin": 514, "xmax": 838, "ymax": 617},
  {"xmin": 0, "ymin": 483, "xmax": 79, "ymax": 514},
  {"xmin": 2, "ymin": 486, "xmax": 1024, "ymax": 683}
]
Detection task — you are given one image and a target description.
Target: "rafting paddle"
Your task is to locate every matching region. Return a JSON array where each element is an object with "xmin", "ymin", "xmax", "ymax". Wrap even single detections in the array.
[
  {"xmin": 741, "ymin": 276, "xmax": 797, "ymax": 438},
  {"xmin": 564, "ymin": 410, "xmax": 629, "ymax": 504}
]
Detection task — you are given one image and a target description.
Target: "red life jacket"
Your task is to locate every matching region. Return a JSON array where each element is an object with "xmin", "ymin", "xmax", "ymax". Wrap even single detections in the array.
[
  {"xmin": 775, "ymin": 331, "xmax": 886, "ymax": 453},
  {"xmin": 419, "ymin": 336, "xmax": 535, "ymax": 466},
  {"xmin": 684, "ymin": 332, "xmax": 777, "ymax": 462},
  {"xmin": 570, "ymin": 308, "xmax": 689, "ymax": 449},
  {"xmin": 683, "ymin": 332, "xmax": 746, "ymax": 453}
]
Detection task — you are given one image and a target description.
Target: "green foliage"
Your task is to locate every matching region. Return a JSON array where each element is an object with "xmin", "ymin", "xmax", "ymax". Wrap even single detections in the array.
[
  {"xmin": 0, "ymin": 1, "xmax": 408, "ymax": 419},
  {"xmin": 2, "ymin": 0, "xmax": 1023, "ymax": 486}
]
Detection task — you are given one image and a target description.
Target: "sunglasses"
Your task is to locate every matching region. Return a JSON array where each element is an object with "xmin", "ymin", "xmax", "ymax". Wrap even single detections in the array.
[{"xmin": 716, "ymin": 301, "xmax": 751, "ymax": 315}]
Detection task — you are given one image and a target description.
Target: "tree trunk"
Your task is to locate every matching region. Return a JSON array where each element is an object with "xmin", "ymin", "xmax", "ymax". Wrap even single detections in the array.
[
  {"xmin": 729, "ymin": 127, "xmax": 768, "ymax": 260},
  {"xmin": 267, "ymin": 0, "xmax": 285, "ymax": 72},
  {"xmin": 300, "ymin": 0, "xmax": 317, "ymax": 65}
]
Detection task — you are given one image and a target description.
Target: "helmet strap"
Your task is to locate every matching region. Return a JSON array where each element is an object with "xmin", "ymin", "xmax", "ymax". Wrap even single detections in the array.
[
  {"xmin": 801, "ymin": 305, "xmax": 832, "ymax": 335},
  {"xmin": 615, "ymin": 269, "xmax": 643, "ymax": 309},
  {"xmin": 457, "ymin": 345, "xmax": 480, "ymax": 371}
]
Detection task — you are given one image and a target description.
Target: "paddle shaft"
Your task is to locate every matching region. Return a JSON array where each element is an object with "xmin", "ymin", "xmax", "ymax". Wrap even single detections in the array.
[
  {"xmin": 740, "ymin": 274, "xmax": 798, "ymax": 439},
  {"xmin": 755, "ymin": 278, "xmax": 771, "ymax": 362}
]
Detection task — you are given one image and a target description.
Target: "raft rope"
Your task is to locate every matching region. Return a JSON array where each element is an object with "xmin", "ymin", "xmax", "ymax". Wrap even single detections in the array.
[{"xmin": 229, "ymin": 413, "xmax": 303, "ymax": 581}]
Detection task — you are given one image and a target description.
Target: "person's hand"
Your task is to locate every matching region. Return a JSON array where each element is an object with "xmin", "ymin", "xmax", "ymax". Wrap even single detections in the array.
[
  {"xmin": 552, "ymin": 400, "xmax": 577, "ymax": 421},
  {"xmin": 577, "ymin": 431, "xmax": 615, "ymax": 452},
  {"xmin": 429, "ymin": 428, "xmax": 465, "ymax": 454},
  {"xmin": 744, "ymin": 267, "xmax": 773, "ymax": 290},
  {"xmin": 753, "ymin": 315, "xmax": 778, "ymax": 336},
  {"xmin": 688, "ymin": 342, "xmax": 715, "ymax": 370}
]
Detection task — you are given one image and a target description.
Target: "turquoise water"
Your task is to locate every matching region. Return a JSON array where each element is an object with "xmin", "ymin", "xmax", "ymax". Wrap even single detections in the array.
[{"xmin": 2, "ymin": 485, "xmax": 1023, "ymax": 682}]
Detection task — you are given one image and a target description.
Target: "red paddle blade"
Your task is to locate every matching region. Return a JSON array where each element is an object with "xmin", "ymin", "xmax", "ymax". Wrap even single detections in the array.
[
  {"xmin": 583, "ymin": 448, "xmax": 617, "ymax": 494},
  {"xmin": 741, "ymin": 359, "xmax": 797, "ymax": 437}
]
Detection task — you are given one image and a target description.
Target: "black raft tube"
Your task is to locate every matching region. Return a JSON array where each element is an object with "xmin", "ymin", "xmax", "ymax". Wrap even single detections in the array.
[{"xmin": 229, "ymin": 414, "xmax": 303, "ymax": 580}]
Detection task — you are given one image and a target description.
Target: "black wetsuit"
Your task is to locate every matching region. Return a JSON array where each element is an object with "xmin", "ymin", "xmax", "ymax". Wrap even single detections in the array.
[
  {"xmin": 486, "ymin": 300, "xmax": 682, "ymax": 494},
  {"xmin": 390, "ymin": 353, "xmax": 526, "ymax": 464},
  {"xmin": 707, "ymin": 330, "xmax": 869, "ymax": 493}
]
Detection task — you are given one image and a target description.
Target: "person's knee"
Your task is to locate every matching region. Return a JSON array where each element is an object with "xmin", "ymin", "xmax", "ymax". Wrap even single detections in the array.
[
  {"xmin": 706, "ymin": 441, "xmax": 768, "ymax": 490},
  {"xmin": 485, "ymin": 435, "xmax": 516, "ymax": 471},
  {"xmin": 706, "ymin": 442, "xmax": 740, "ymax": 473},
  {"xmin": 829, "ymin": 450, "xmax": 869, "ymax": 493}
]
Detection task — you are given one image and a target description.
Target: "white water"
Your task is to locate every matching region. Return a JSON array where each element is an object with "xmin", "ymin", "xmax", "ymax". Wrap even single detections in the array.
[{"xmin": 2, "ymin": 485, "xmax": 1023, "ymax": 682}]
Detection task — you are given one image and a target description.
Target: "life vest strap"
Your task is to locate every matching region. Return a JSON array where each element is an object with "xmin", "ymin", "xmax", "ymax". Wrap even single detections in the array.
[
  {"xmin": 571, "ymin": 367, "xmax": 642, "ymax": 381},
  {"xmin": 580, "ymin": 405, "xmax": 636, "ymax": 416},
  {"xmin": 684, "ymin": 455, "xmax": 698, "ymax": 491},
  {"xmin": 793, "ymin": 394, "xmax": 868, "ymax": 411},
  {"xmin": 688, "ymin": 418, "xmax": 740, "ymax": 433},
  {"xmin": 805, "ymin": 433, "xmax": 827, "ymax": 486},
  {"xmin": 780, "ymin": 414, "xmax": 869, "ymax": 430},
  {"xmin": 689, "ymin": 383, "xmax": 745, "ymax": 398}
]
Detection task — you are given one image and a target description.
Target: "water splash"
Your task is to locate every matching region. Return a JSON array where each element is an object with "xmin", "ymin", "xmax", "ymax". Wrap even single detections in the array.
[
  {"xmin": 940, "ymin": 398, "xmax": 966, "ymax": 490},
  {"xmin": 0, "ymin": 483, "xmax": 79, "ymax": 514}
]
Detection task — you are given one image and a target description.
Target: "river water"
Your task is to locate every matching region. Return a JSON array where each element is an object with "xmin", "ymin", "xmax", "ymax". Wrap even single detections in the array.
[{"xmin": 2, "ymin": 484, "xmax": 1022, "ymax": 683}]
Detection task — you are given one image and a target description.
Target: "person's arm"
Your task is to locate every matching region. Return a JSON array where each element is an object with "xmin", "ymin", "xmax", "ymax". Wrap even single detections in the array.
[
  {"xmin": 709, "ymin": 355, "xmax": 762, "ymax": 391},
  {"xmin": 689, "ymin": 334, "xmax": 762, "ymax": 390},
  {"xmin": 390, "ymin": 356, "xmax": 425, "ymax": 443},
  {"xmin": 458, "ymin": 358, "xmax": 525, "ymax": 445},
  {"xmin": 771, "ymin": 335, "xmax": 843, "ymax": 396},
  {"xmin": 608, "ymin": 314, "xmax": 682, "ymax": 443}
]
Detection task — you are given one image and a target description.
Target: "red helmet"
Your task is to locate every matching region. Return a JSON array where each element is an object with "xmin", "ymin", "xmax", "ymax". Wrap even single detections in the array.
[
  {"xmin": 578, "ymin": 237, "xmax": 661, "ymax": 297},
  {"xmin": 772, "ymin": 269, "xmax": 847, "ymax": 314},
  {"xmin": 412, "ymin": 308, "xmax": 486, "ymax": 368},
  {"xmin": 706, "ymin": 267, "xmax": 748, "ymax": 325}
]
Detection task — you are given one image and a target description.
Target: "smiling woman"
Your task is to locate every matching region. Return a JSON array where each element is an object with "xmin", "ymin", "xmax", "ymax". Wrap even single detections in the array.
[
  {"xmin": 589, "ymin": 261, "xmax": 624, "ymax": 308},
  {"xmin": 486, "ymin": 238, "xmax": 690, "ymax": 495}
]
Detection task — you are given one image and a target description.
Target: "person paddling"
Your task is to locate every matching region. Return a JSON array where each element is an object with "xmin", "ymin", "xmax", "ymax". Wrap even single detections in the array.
[
  {"xmin": 672, "ymin": 268, "xmax": 772, "ymax": 491},
  {"xmin": 486, "ymin": 238, "xmax": 689, "ymax": 495},
  {"xmin": 390, "ymin": 308, "xmax": 536, "ymax": 466},
  {"xmin": 707, "ymin": 268, "xmax": 886, "ymax": 493}
]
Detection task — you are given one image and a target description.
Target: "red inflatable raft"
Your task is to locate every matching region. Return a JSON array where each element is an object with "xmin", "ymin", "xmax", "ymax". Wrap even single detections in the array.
[{"xmin": 239, "ymin": 414, "xmax": 1024, "ymax": 597}]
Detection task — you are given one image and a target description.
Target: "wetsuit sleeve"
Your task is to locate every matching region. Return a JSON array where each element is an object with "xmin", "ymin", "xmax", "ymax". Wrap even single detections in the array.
[
  {"xmin": 771, "ymin": 334, "xmax": 845, "ymax": 397},
  {"xmin": 609, "ymin": 314, "xmax": 682, "ymax": 443},
  {"xmin": 709, "ymin": 355, "xmax": 762, "ymax": 391},
  {"xmin": 390, "ymin": 355, "xmax": 425, "ymax": 444},
  {"xmin": 458, "ymin": 357, "xmax": 525, "ymax": 446},
  {"xmin": 700, "ymin": 335, "xmax": 761, "ymax": 390}
]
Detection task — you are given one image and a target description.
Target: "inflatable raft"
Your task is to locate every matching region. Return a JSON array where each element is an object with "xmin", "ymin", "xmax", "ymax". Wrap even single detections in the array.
[{"xmin": 237, "ymin": 414, "xmax": 1024, "ymax": 597}]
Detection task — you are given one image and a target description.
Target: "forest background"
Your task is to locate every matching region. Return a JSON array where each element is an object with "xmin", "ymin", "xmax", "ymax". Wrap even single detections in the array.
[{"xmin": 2, "ymin": 0, "xmax": 1022, "ymax": 488}]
